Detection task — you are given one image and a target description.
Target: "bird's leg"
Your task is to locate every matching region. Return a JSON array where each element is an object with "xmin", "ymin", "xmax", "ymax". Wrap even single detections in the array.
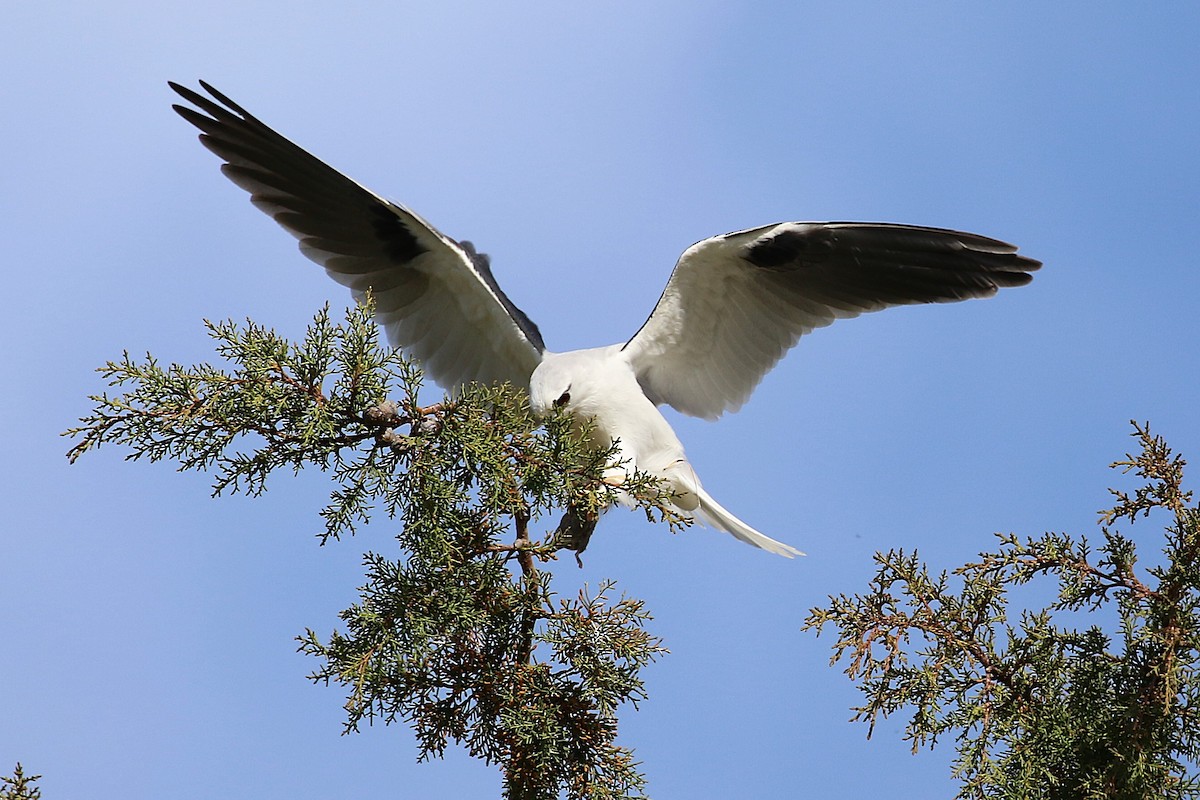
[{"xmin": 551, "ymin": 506, "xmax": 599, "ymax": 564}]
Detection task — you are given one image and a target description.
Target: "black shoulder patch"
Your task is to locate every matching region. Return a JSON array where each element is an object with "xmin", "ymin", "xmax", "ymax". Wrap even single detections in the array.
[
  {"xmin": 743, "ymin": 227, "xmax": 833, "ymax": 270},
  {"xmin": 461, "ymin": 241, "xmax": 546, "ymax": 354}
]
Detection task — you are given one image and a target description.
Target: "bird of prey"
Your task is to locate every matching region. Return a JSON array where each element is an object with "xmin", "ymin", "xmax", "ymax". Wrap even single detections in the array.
[{"xmin": 169, "ymin": 80, "xmax": 1040, "ymax": 559}]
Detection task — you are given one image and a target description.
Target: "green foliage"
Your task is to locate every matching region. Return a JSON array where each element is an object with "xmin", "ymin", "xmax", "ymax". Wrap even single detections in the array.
[
  {"xmin": 66, "ymin": 302, "xmax": 678, "ymax": 800},
  {"xmin": 805, "ymin": 422, "xmax": 1200, "ymax": 799},
  {"xmin": 0, "ymin": 765, "xmax": 41, "ymax": 800}
]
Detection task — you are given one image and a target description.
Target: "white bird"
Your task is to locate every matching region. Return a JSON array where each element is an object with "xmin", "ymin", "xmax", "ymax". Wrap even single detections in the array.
[{"xmin": 170, "ymin": 81, "xmax": 1040, "ymax": 559}]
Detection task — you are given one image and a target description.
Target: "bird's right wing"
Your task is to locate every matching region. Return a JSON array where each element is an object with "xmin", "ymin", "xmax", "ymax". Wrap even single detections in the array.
[{"xmin": 170, "ymin": 81, "xmax": 545, "ymax": 391}]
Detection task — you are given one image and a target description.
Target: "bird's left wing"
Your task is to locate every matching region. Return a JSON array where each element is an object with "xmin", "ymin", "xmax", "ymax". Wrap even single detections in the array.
[
  {"xmin": 622, "ymin": 222, "xmax": 1040, "ymax": 420},
  {"xmin": 169, "ymin": 81, "xmax": 544, "ymax": 391}
]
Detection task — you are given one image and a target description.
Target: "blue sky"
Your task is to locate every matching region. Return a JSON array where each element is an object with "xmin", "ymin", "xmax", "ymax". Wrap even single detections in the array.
[{"xmin": 4, "ymin": 2, "xmax": 1198, "ymax": 797}]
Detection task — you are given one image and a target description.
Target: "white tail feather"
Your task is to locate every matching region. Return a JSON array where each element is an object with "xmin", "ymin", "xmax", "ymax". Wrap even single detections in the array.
[{"xmin": 694, "ymin": 486, "xmax": 804, "ymax": 558}]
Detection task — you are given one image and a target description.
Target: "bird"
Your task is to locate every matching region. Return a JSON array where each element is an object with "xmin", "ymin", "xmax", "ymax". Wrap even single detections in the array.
[{"xmin": 169, "ymin": 80, "xmax": 1040, "ymax": 559}]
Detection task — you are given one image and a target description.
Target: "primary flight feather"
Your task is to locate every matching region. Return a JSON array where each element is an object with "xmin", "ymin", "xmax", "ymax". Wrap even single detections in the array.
[{"xmin": 170, "ymin": 80, "xmax": 1040, "ymax": 558}]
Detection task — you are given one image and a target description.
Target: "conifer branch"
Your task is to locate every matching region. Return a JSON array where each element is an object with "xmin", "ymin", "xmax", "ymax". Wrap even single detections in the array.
[
  {"xmin": 805, "ymin": 422, "xmax": 1200, "ymax": 798},
  {"xmin": 66, "ymin": 302, "xmax": 669, "ymax": 800}
]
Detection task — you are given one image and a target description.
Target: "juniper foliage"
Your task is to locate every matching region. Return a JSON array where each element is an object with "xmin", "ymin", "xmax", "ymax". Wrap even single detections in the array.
[
  {"xmin": 805, "ymin": 422, "xmax": 1200, "ymax": 799},
  {"xmin": 0, "ymin": 765, "xmax": 41, "ymax": 800},
  {"xmin": 66, "ymin": 303, "xmax": 678, "ymax": 800}
]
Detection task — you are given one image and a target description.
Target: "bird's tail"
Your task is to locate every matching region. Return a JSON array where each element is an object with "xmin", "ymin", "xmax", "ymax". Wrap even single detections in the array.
[{"xmin": 693, "ymin": 486, "xmax": 804, "ymax": 558}]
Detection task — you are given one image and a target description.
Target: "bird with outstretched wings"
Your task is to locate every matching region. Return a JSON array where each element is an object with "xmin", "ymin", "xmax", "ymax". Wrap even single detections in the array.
[{"xmin": 170, "ymin": 80, "xmax": 1040, "ymax": 558}]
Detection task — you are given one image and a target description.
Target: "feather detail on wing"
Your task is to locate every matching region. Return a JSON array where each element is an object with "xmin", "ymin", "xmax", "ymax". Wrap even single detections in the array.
[
  {"xmin": 169, "ymin": 81, "xmax": 544, "ymax": 391},
  {"xmin": 622, "ymin": 222, "xmax": 1040, "ymax": 419}
]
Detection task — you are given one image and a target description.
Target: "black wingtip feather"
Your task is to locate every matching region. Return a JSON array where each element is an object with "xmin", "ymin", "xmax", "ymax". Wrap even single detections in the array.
[
  {"xmin": 195, "ymin": 80, "xmax": 256, "ymax": 121},
  {"xmin": 168, "ymin": 80, "xmax": 210, "ymax": 110},
  {"xmin": 739, "ymin": 222, "xmax": 1040, "ymax": 309}
]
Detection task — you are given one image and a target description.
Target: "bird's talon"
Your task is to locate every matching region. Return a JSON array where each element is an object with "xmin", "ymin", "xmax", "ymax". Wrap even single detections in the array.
[{"xmin": 601, "ymin": 466, "xmax": 629, "ymax": 487}]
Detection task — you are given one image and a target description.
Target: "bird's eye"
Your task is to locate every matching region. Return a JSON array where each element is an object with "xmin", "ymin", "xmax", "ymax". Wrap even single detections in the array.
[{"xmin": 554, "ymin": 390, "xmax": 571, "ymax": 408}]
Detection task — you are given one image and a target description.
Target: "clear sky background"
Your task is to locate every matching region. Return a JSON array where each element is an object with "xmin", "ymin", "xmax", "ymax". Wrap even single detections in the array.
[{"xmin": 4, "ymin": 2, "xmax": 1198, "ymax": 797}]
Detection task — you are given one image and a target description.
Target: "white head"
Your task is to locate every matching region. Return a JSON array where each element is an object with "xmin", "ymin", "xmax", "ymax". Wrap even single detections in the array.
[{"xmin": 528, "ymin": 356, "xmax": 575, "ymax": 417}]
